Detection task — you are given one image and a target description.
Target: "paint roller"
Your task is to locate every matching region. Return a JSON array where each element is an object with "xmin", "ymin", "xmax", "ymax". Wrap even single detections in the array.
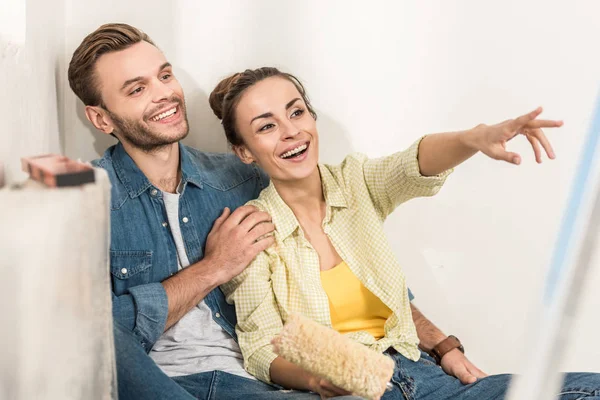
[{"xmin": 271, "ymin": 313, "xmax": 394, "ymax": 400}]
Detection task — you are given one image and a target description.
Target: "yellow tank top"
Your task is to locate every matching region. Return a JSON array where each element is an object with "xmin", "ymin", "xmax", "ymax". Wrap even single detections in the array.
[{"xmin": 320, "ymin": 261, "xmax": 392, "ymax": 339}]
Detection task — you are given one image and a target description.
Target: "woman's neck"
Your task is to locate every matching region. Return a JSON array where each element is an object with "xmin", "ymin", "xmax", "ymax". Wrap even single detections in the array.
[{"xmin": 272, "ymin": 167, "xmax": 325, "ymax": 223}]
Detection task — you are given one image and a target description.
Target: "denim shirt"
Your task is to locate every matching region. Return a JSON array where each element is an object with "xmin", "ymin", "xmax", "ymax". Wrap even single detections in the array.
[{"xmin": 93, "ymin": 142, "xmax": 268, "ymax": 352}]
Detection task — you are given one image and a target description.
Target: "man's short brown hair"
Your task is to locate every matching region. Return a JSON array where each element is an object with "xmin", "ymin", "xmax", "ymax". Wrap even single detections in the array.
[{"xmin": 68, "ymin": 23, "xmax": 155, "ymax": 107}]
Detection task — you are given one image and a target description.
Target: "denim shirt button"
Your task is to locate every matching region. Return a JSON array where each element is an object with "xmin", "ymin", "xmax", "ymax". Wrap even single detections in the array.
[
  {"xmin": 182, "ymin": 217, "xmax": 189, "ymax": 223},
  {"xmin": 150, "ymin": 189, "xmax": 158, "ymax": 196},
  {"xmin": 162, "ymin": 222, "xmax": 168, "ymax": 228},
  {"xmin": 121, "ymin": 268, "xmax": 128, "ymax": 274},
  {"xmin": 215, "ymin": 312, "xmax": 221, "ymax": 318}
]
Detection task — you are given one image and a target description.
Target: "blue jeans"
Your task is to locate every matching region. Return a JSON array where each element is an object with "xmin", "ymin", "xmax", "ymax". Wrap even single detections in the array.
[
  {"xmin": 114, "ymin": 321, "xmax": 363, "ymax": 400},
  {"xmin": 383, "ymin": 349, "xmax": 600, "ymax": 400}
]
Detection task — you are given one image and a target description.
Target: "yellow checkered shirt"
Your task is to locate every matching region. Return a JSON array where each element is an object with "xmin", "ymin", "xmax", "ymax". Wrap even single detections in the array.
[{"xmin": 221, "ymin": 138, "xmax": 452, "ymax": 383}]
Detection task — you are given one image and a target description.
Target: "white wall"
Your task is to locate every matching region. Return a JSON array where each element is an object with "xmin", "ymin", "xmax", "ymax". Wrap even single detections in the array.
[
  {"xmin": 0, "ymin": 0, "xmax": 64, "ymax": 183},
  {"xmin": 56, "ymin": 0, "xmax": 600, "ymax": 374}
]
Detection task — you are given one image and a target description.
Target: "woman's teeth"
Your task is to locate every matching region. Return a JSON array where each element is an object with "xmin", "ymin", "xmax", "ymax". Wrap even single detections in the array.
[{"xmin": 281, "ymin": 144, "xmax": 308, "ymax": 159}]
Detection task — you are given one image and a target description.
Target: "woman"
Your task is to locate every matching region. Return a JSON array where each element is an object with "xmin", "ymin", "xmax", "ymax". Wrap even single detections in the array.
[{"xmin": 209, "ymin": 67, "xmax": 588, "ymax": 400}]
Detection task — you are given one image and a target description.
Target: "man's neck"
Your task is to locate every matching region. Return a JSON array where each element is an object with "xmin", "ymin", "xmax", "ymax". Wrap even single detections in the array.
[{"xmin": 121, "ymin": 141, "xmax": 181, "ymax": 193}]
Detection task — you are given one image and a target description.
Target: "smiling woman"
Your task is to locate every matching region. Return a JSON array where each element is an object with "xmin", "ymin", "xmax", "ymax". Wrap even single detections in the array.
[
  {"xmin": 205, "ymin": 67, "xmax": 595, "ymax": 400},
  {"xmin": 209, "ymin": 68, "xmax": 320, "ymax": 185}
]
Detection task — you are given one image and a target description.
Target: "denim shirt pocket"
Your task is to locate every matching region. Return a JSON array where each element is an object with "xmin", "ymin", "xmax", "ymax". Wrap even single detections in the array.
[{"xmin": 110, "ymin": 250, "xmax": 153, "ymax": 296}]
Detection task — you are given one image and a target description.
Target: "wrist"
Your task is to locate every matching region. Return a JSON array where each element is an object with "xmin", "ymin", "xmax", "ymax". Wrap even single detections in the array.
[
  {"xmin": 306, "ymin": 375, "xmax": 318, "ymax": 393},
  {"xmin": 460, "ymin": 125, "xmax": 485, "ymax": 152},
  {"xmin": 428, "ymin": 335, "xmax": 464, "ymax": 364},
  {"xmin": 190, "ymin": 257, "xmax": 224, "ymax": 289},
  {"xmin": 420, "ymin": 334, "xmax": 448, "ymax": 354},
  {"xmin": 427, "ymin": 335, "xmax": 450, "ymax": 353},
  {"xmin": 306, "ymin": 373, "xmax": 326, "ymax": 394}
]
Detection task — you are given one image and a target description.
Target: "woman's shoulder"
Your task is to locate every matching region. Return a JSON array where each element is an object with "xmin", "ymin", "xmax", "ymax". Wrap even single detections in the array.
[
  {"xmin": 243, "ymin": 183, "xmax": 276, "ymax": 212},
  {"xmin": 319, "ymin": 152, "xmax": 372, "ymax": 184},
  {"xmin": 322, "ymin": 152, "xmax": 370, "ymax": 171}
]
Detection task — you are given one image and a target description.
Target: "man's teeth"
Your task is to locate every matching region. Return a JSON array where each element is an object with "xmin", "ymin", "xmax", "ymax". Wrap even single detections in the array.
[
  {"xmin": 151, "ymin": 107, "xmax": 177, "ymax": 122},
  {"xmin": 281, "ymin": 144, "xmax": 308, "ymax": 159}
]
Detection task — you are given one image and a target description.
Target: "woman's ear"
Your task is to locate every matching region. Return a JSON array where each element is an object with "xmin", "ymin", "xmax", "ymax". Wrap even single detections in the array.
[{"xmin": 233, "ymin": 145, "xmax": 255, "ymax": 165}]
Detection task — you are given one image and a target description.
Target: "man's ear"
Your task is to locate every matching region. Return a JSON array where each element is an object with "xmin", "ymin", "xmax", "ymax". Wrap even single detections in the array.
[
  {"xmin": 84, "ymin": 105, "xmax": 115, "ymax": 135},
  {"xmin": 232, "ymin": 145, "xmax": 255, "ymax": 165}
]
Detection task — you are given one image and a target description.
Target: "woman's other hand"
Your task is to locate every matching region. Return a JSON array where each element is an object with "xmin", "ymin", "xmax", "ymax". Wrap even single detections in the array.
[{"xmin": 307, "ymin": 375, "xmax": 354, "ymax": 399}]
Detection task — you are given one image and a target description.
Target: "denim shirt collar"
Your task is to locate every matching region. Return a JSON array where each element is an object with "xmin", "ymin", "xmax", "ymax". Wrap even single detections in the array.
[{"xmin": 112, "ymin": 142, "xmax": 207, "ymax": 198}]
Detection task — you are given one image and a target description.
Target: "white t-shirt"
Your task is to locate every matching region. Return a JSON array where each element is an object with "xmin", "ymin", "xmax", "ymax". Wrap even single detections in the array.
[{"xmin": 149, "ymin": 189, "xmax": 254, "ymax": 380}]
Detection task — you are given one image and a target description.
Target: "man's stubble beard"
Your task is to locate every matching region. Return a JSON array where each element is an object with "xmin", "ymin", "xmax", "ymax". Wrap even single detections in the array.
[{"xmin": 105, "ymin": 98, "xmax": 190, "ymax": 153}]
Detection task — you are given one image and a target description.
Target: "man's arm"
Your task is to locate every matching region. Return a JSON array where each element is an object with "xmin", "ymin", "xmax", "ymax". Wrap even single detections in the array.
[
  {"xmin": 161, "ymin": 259, "xmax": 221, "ymax": 331},
  {"xmin": 162, "ymin": 205, "xmax": 274, "ymax": 330},
  {"xmin": 410, "ymin": 303, "xmax": 447, "ymax": 353},
  {"xmin": 410, "ymin": 303, "xmax": 487, "ymax": 384}
]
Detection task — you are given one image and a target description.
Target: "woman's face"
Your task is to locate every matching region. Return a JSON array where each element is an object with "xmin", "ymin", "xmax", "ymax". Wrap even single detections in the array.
[{"xmin": 233, "ymin": 76, "xmax": 319, "ymax": 184}]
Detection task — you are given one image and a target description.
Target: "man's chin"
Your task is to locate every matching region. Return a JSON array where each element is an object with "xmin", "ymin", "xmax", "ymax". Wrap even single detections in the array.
[
  {"xmin": 177, "ymin": 127, "xmax": 189, "ymax": 142},
  {"xmin": 153, "ymin": 129, "xmax": 189, "ymax": 148},
  {"xmin": 148, "ymin": 124, "xmax": 189, "ymax": 142},
  {"xmin": 120, "ymin": 131, "xmax": 188, "ymax": 153},
  {"xmin": 147, "ymin": 119, "xmax": 189, "ymax": 140}
]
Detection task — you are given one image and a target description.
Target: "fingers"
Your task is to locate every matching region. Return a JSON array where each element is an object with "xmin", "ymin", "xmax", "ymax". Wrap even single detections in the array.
[
  {"xmin": 526, "ymin": 134, "xmax": 543, "ymax": 163},
  {"xmin": 211, "ymin": 207, "xmax": 231, "ymax": 231},
  {"xmin": 528, "ymin": 129, "xmax": 556, "ymax": 160},
  {"xmin": 325, "ymin": 382, "xmax": 352, "ymax": 396},
  {"xmin": 248, "ymin": 222, "xmax": 275, "ymax": 242},
  {"xmin": 467, "ymin": 363, "xmax": 488, "ymax": 379},
  {"xmin": 319, "ymin": 389, "xmax": 337, "ymax": 399},
  {"xmin": 253, "ymin": 235, "xmax": 275, "ymax": 253},
  {"xmin": 523, "ymin": 119, "xmax": 563, "ymax": 129},
  {"xmin": 493, "ymin": 148, "xmax": 522, "ymax": 165},
  {"xmin": 239, "ymin": 210, "xmax": 272, "ymax": 233},
  {"xmin": 318, "ymin": 379, "xmax": 352, "ymax": 398},
  {"xmin": 317, "ymin": 379, "xmax": 337, "ymax": 399},
  {"xmin": 511, "ymin": 107, "xmax": 543, "ymax": 130},
  {"xmin": 225, "ymin": 205, "xmax": 260, "ymax": 226},
  {"xmin": 455, "ymin": 365, "xmax": 478, "ymax": 385}
]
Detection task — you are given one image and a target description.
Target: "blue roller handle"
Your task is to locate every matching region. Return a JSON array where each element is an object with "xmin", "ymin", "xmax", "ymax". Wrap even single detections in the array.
[{"xmin": 544, "ymin": 96, "xmax": 600, "ymax": 304}]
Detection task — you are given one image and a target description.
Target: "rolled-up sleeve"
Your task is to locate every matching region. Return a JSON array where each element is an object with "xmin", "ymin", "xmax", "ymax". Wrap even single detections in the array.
[
  {"xmin": 221, "ymin": 252, "xmax": 282, "ymax": 383},
  {"xmin": 112, "ymin": 282, "xmax": 168, "ymax": 352},
  {"xmin": 362, "ymin": 137, "xmax": 452, "ymax": 219}
]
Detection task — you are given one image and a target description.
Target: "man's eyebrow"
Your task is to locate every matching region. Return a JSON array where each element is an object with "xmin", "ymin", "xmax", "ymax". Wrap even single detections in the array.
[
  {"xmin": 121, "ymin": 76, "xmax": 145, "ymax": 91},
  {"xmin": 120, "ymin": 62, "xmax": 173, "ymax": 91}
]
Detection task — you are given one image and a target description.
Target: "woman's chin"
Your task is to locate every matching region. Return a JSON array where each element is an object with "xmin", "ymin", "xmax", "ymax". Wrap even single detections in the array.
[{"xmin": 272, "ymin": 165, "xmax": 319, "ymax": 184}]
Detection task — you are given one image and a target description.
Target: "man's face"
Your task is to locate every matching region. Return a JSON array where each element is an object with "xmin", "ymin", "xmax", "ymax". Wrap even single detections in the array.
[{"xmin": 93, "ymin": 41, "xmax": 189, "ymax": 151}]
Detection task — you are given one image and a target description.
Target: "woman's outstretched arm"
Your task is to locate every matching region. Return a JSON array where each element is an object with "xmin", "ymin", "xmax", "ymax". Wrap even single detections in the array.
[{"xmin": 417, "ymin": 107, "xmax": 563, "ymax": 176}]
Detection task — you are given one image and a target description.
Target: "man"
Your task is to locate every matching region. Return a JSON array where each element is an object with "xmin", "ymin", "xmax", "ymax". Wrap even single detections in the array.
[{"xmin": 68, "ymin": 23, "xmax": 599, "ymax": 400}]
